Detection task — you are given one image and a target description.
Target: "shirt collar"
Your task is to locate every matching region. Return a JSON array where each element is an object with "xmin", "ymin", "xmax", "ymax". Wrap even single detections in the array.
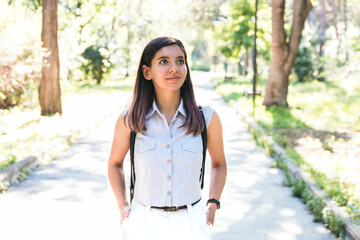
[
  {"xmin": 145, "ymin": 101, "xmax": 157, "ymax": 120},
  {"xmin": 145, "ymin": 99, "xmax": 187, "ymax": 120},
  {"xmin": 177, "ymin": 99, "xmax": 187, "ymax": 117}
]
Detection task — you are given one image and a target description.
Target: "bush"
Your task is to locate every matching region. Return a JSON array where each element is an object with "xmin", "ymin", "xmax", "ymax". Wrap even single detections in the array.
[
  {"xmin": 292, "ymin": 180, "xmax": 307, "ymax": 198},
  {"xmin": 0, "ymin": 2, "xmax": 42, "ymax": 109},
  {"xmin": 191, "ymin": 39, "xmax": 211, "ymax": 72},
  {"xmin": 307, "ymin": 197, "xmax": 325, "ymax": 222},
  {"xmin": 323, "ymin": 210, "xmax": 345, "ymax": 237},
  {"xmin": 294, "ymin": 45, "xmax": 313, "ymax": 82},
  {"xmin": 191, "ymin": 60, "xmax": 211, "ymax": 72},
  {"xmin": 80, "ymin": 45, "xmax": 111, "ymax": 84}
]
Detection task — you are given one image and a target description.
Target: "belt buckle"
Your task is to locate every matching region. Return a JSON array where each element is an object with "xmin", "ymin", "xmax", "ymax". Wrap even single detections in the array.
[{"xmin": 164, "ymin": 206, "xmax": 180, "ymax": 213}]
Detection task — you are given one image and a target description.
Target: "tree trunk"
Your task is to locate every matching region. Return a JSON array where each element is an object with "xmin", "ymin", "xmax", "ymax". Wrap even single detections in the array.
[
  {"xmin": 343, "ymin": 0, "xmax": 348, "ymax": 61},
  {"xmin": 319, "ymin": 0, "xmax": 327, "ymax": 57},
  {"xmin": 39, "ymin": 0, "xmax": 62, "ymax": 115},
  {"xmin": 329, "ymin": 0, "xmax": 340, "ymax": 58},
  {"xmin": 307, "ymin": 5, "xmax": 317, "ymax": 26},
  {"xmin": 124, "ymin": 0, "xmax": 133, "ymax": 78},
  {"xmin": 244, "ymin": 49, "xmax": 249, "ymax": 76},
  {"xmin": 252, "ymin": 0, "xmax": 259, "ymax": 104},
  {"xmin": 263, "ymin": 0, "xmax": 312, "ymax": 107},
  {"xmin": 111, "ymin": 0, "xmax": 117, "ymax": 31}
]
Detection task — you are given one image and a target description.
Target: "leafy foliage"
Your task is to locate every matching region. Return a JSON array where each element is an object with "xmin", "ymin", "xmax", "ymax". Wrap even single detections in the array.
[
  {"xmin": 292, "ymin": 180, "xmax": 307, "ymax": 198},
  {"xmin": 307, "ymin": 196, "xmax": 325, "ymax": 222},
  {"xmin": 294, "ymin": 45, "xmax": 313, "ymax": 82},
  {"xmin": 191, "ymin": 39, "xmax": 211, "ymax": 72},
  {"xmin": 80, "ymin": 45, "xmax": 111, "ymax": 84},
  {"xmin": 214, "ymin": 0, "xmax": 270, "ymax": 64},
  {"xmin": 215, "ymin": 0, "xmax": 254, "ymax": 59},
  {"xmin": 0, "ymin": 155, "xmax": 16, "ymax": 171},
  {"xmin": 0, "ymin": 1, "xmax": 42, "ymax": 109},
  {"xmin": 323, "ymin": 210, "xmax": 345, "ymax": 237},
  {"xmin": 22, "ymin": 0, "xmax": 42, "ymax": 11}
]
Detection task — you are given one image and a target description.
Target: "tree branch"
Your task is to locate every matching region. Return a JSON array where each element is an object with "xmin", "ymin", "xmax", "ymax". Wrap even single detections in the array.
[{"xmin": 285, "ymin": 0, "xmax": 312, "ymax": 75}]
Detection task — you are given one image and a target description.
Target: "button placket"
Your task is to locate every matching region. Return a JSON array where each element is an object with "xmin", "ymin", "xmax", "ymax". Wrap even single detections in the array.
[{"xmin": 165, "ymin": 140, "xmax": 173, "ymax": 205}]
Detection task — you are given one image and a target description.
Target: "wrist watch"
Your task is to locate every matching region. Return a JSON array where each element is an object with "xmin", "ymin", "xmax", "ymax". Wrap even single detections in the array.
[{"xmin": 207, "ymin": 198, "xmax": 221, "ymax": 209}]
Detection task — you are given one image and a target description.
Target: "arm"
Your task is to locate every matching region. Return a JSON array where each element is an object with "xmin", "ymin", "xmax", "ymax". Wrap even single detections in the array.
[
  {"xmin": 205, "ymin": 111, "xmax": 227, "ymax": 226},
  {"xmin": 108, "ymin": 112, "xmax": 131, "ymax": 224}
]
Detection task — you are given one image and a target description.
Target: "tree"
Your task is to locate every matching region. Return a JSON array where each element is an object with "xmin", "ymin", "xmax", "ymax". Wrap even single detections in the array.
[
  {"xmin": 263, "ymin": 0, "xmax": 312, "ymax": 107},
  {"xmin": 39, "ymin": 0, "xmax": 62, "ymax": 115},
  {"xmin": 215, "ymin": 0, "xmax": 255, "ymax": 70},
  {"xmin": 319, "ymin": 0, "xmax": 327, "ymax": 57},
  {"xmin": 81, "ymin": 45, "xmax": 110, "ymax": 84},
  {"xmin": 343, "ymin": 0, "xmax": 348, "ymax": 61},
  {"xmin": 329, "ymin": 0, "xmax": 340, "ymax": 58},
  {"xmin": 214, "ymin": 0, "xmax": 270, "ymax": 77},
  {"xmin": 252, "ymin": 0, "xmax": 259, "ymax": 103}
]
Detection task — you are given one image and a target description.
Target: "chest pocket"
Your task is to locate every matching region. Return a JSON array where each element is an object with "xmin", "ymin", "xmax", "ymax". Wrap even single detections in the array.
[
  {"xmin": 181, "ymin": 139, "xmax": 203, "ymax": 170},
  {"xmin": 134, "ymin": 140, "xmax": 156, "ymax": 169}
]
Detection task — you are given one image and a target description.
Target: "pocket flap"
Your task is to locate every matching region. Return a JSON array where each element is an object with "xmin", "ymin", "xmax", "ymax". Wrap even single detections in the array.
[
  {"xmin": 182, "ymin": 141, "xmax": 202, "ymax": 153},
  {"xmin": 136, "ymin": 140, "xmax": 156, "ymax": 152}
]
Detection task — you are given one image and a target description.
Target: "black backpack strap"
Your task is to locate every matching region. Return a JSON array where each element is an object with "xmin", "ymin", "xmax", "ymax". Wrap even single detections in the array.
[
  {"xmin": 129, "ymin": 131, "xmax": 136, "ymax": 203},
  {"xmin": 199, "ymin": 106, "xmax": 207, "ymax": 189}
]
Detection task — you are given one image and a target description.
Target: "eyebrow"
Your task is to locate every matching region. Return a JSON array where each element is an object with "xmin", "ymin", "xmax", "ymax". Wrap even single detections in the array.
[{"xmin": 156, "ymin": 56, "xmax": 185, "ymax": 60}]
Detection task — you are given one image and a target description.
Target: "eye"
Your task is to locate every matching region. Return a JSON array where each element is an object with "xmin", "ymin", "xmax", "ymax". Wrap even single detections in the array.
[
  {"xmin": 159, "ymin": 59, "xmax": 168, "ymax": 64},
  {"xmin": 177, "ymin": 59, "xmax": 185, "ymax": 64}
]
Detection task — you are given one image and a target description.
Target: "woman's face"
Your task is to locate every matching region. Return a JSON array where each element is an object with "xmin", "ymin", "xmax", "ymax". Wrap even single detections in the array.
[{"xmin": 142, "ymin": 44, "xmax": 187, "ymax": 92}]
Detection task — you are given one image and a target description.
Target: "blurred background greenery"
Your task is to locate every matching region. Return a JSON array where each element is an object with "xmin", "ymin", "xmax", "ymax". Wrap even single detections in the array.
[{"xmin": 0, "ymin": 0, "xmax": 360, "ymax": 234}]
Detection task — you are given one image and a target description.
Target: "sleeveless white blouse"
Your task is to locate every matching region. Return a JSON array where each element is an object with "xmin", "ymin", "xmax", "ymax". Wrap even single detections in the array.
[{"xmin": 132, "ymin": 99, "xmax": 214, "ymax": 207}]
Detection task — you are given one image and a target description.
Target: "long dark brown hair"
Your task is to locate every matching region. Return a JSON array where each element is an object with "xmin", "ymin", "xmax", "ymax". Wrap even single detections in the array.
[{"xmin": 126, "ymin": 36, "xmax": 204, "ymax": 136}]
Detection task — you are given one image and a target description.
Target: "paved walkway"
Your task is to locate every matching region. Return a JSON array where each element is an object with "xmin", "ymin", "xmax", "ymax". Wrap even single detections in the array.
[{"xmin": 0, "ymin": 72, "xmax": 336, "ymax": 240}]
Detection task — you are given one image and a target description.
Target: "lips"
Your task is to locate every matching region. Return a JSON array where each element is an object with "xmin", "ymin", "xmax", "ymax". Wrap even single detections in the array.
[{"xmin": 166, "ymin": 76, "xmax": 180, "ymax": 81}]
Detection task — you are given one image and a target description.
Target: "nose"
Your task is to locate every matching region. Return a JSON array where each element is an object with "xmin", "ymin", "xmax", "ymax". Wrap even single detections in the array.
[{"xmin": 169, "ymin": 62, "xmax": 178, "ymax": 73}]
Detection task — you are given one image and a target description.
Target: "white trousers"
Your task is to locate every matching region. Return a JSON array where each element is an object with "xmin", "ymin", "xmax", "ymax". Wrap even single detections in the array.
[{"xmin": 121, "ymin": 198, "xmax": 213, "ymax": 240}]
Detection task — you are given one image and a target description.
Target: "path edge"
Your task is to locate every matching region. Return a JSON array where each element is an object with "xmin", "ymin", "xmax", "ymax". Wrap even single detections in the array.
[
  {"xmin": 0, "ymin": 154, "xmax": 40, "ymax": 192},
  {"xmin": 236, "ymin": 108, "xmax": 360, "ymax": 240}
]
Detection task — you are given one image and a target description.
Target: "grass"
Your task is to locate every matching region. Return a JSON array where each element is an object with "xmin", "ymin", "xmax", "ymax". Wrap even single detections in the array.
[
  {"xmin": 0, "ymin": 77, "xmax": 134, "ymax": 172},
  {"xmin": 213, "ymin": 66, "xmax": 360, "ymax": 226}
]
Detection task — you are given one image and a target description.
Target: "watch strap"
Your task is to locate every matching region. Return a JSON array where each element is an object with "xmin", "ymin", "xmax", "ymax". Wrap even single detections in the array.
[{"xmin": 207, "ymin": 198, "xmax": 220, "ymax": 209}]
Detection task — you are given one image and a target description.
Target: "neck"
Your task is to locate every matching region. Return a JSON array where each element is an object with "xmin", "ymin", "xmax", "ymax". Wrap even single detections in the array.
[{"xmin": 154, "ymin": 90, "xmax": 181, "ymax": 116}]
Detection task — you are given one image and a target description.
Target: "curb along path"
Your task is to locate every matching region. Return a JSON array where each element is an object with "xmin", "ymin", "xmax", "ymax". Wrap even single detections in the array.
[{"xmin": 0, "ymin": 72, "xmax": 336, "ymax": 240}]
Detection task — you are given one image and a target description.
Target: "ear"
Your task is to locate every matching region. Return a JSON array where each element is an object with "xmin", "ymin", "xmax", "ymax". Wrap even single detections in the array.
[{"xmin": 142, "ymin": 65, "xmax": 151, "ymax": 80}]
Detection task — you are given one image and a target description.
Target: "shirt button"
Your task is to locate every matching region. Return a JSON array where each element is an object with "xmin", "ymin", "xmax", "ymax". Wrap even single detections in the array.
[
  {"xmin": 167, "ymin": 191, "xmax": 171, "ymax": 196},
  {"xmin": 166, "ymin": 144, "xmax": 171, "ymax": 149},
  {"xmin": 167, "ymin": 159, "xmax": 171, "ymax": 164},
  {"xmin": 167, "ymin": 176, "xmax": 171, "ymax": 180}
]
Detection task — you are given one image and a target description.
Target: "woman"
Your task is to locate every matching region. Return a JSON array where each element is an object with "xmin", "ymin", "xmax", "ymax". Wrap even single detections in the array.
[{"xmin": 108, "ymin": 36, "xmax": 226, "ymax": 240}]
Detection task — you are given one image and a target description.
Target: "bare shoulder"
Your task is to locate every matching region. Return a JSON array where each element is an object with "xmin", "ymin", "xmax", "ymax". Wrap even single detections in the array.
[
  {"xmin": 114, "ymin": 108, "xmax": 130, "ymax": 137},
  {"xmin": 208, "ymin": 110, "xmax": 222, "ymax": 130},
  {"xmin": 206, "ymin": 110, "xmax": 225, "ymax": 165}
]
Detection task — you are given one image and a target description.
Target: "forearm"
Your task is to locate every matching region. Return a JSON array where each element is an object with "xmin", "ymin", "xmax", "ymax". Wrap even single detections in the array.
[
  {"xmin": 108, "ymin": 163, "xmax": 129, "ymax": 210},
  {"xmin": 208, "ymin": 163, "xmax": 227, "ymax": 200},
  {"xmin": 206, "ymin": 162, "xmax": 226, "ymax": 225}
]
